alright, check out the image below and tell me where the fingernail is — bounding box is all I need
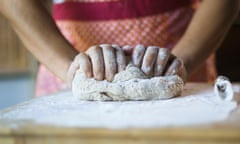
[141,65,152,75]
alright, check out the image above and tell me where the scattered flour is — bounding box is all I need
[72,64,184,101]
[0,84,238,129]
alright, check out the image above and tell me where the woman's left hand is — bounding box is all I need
[124,44,187,82]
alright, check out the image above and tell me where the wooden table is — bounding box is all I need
[0,83,240,144]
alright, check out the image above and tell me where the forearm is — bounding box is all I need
[0,0,77,81]
[172,0,239,77]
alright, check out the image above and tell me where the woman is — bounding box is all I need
[0,0,239,96]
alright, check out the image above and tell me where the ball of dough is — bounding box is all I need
[72,64,184,101]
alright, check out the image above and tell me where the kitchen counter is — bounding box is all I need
[0,83,240,144]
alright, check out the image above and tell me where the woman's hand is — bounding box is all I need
[126,44,187,82]
[67,44,127,87]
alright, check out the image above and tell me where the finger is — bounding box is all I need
[132,44,146,67]
[154,48,171,76]
[112,44,127,72]
[141,46,159,76]
[165,58,182,76]
[67,53,92,87]
[100,44,117,81]
[86,45,104,80]
[67,60,79,87]
[165,58,187,82]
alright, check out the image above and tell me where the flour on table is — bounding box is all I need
[0,84,238,128]
[72,64,184,101]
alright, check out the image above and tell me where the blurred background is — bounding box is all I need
[0,15,38,109]
[0,11,239,109]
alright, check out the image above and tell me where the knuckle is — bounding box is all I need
[90,45,99,50]
[100,44,112,50]
[75,53,88,61]
[147,46,159,52]
[87,45,100,54]
[112,44,121,50]
[74,54,82,61]
[133,45,145,66]
[134,44,145,54]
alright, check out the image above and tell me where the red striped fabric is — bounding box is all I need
[53,0,191,21]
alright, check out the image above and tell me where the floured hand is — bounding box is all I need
[67,44,127,87]
[123,44,187,82]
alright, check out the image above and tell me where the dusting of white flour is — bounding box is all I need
[72,64,184,101]
[0,84,238,129]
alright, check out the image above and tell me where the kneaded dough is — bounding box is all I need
[72,64,184,101]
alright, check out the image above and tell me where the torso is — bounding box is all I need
[36,0,217,97]
[52,0,197,52]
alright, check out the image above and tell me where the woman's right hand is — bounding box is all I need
[67,44,127,87]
